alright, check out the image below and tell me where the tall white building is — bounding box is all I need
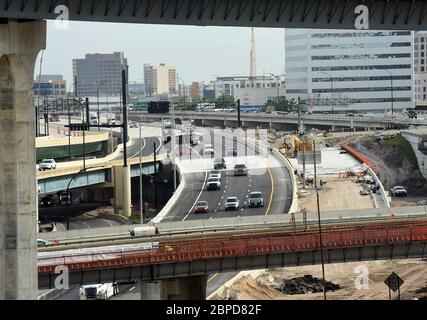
[414,32,427,103]
[285,29,414,112]
[153,63,176,95]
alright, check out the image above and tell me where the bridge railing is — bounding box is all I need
[38,221,427,273]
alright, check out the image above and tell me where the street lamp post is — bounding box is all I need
[317,71,334,113]
[383,69,394,114]
[313,140,327,300]
[139,123,144,223]
[65,168,87,231]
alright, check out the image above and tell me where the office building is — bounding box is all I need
[202,81,216,100]
[285,29,414,112]
[414,32,427,103]
[143,63,154,96]
[72,52,128,97]
[34,74,67,97]
[190,82,201,101]
[152,63,176,95]
[214,76,285,99]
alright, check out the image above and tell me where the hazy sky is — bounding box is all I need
[38,21,285,86]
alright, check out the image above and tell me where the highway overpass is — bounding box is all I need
[131,111,427,132]
[0,0,426,30]
[37,206,427,299]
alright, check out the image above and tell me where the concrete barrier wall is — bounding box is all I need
[151,165,185,223]
[272,148,299,213]
[367,167,391,208]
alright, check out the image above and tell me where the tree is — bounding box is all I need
[215,94,235,107]
[266,97,298,112]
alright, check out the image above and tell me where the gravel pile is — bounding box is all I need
[278,275,342,295]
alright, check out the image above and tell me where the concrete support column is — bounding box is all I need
[122,165,131,217]
[166,275,208,300]
[140,281,167,300]
[113,165,132,217]
[0,21,46,300]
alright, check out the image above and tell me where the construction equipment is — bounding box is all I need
[279,134,313,157]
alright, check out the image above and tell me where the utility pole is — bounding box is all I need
[313,140,326,300]
[237,99,241,128]
[83,98,88,170]
[122,68,131,217]
[139,123,143,224]
[67,98,71,161]
[153,142,158,212]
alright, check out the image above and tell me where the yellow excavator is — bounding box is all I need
[279,134,313,157]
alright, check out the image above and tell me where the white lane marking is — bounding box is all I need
[130,137,146,158]
[183,144,208,221]
[129,287,136,291]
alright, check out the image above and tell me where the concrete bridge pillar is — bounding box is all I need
[166,275,208,300]
[140,281,167,300]
[113,165,132,217]
[0,21,46,300]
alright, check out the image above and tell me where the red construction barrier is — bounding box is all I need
[340,144,379,175]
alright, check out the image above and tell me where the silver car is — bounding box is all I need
[248,192,264,208]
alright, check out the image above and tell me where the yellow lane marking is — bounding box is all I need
[207,273,219,283]
[265,167,274,216]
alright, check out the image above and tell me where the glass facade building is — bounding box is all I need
[285,29,414,112]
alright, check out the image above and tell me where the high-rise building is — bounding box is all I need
[152,63,176,95]
[34,74,67,97]
[72,52,128,97]
[414,32,427,102]
[143,63,154,96]
[202,81,216,100]
[285,29,414,112]
[190,82,201,100]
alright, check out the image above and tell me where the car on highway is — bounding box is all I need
[248,192,264,208]
[209,173,221,181]
[59,191,72,205]
[40,194,56,207]
[129,122,138,128]
[390,186,407,197]
[225,197,239,211]
[39,158,56,171]
[233,164,248,176]
[209,170,222,181]
[194,201,209,214]
[37,239,52,248]
[206,177,221,190]
[213,158,226,170]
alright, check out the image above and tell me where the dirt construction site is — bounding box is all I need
[209,130,427,300]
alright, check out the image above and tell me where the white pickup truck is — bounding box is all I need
[206,177,221,191]
[79,283,118,300]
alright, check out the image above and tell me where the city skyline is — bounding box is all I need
[38,21,286,89]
